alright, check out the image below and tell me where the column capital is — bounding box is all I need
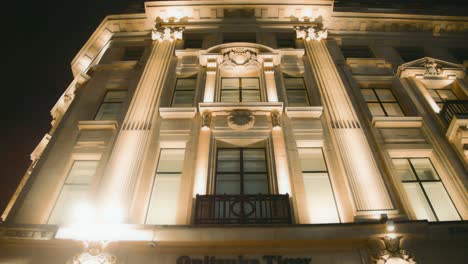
[294,25,328,41]
[151,22,184,42]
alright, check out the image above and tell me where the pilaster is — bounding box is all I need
[297,26,395,216]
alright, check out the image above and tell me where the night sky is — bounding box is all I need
[0,0,134,215]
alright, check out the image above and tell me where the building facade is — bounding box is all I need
[1,1,467,263]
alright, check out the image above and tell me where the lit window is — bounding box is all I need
[95,90,128,120]
[361,88,404,117]
[48,160,99,224]
[215,148,269,195]
[427,88,458,109]
[392,158,461,221]
[284,76,310,106]
[298,148,340,223]
[146,149,185,224]
[220,77,261,102]
[172,77,197,107]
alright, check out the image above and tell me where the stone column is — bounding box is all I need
[99,26,183,221]
[193,113,212,196]
[203,57,218,102]
[296,26,394,214]
[264,58,279,102]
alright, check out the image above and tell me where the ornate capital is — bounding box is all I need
[221,48,259,67]
[294,25,328,41]
[372,236,417,264]
[424,59,442,76]
[202,113,212,129]
[271,112,281,129]
[152,22,184,42]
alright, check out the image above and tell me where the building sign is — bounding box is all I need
[177,256,311,264]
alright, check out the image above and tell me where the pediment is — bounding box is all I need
[397,57,466,79]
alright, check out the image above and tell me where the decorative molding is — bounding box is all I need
[285,106,323,118]
[227,110,256,130]
[151,22,184,42]
[423,59,442,76]
[0,226,55,240]
[202,113,212,129]
[372,117,423,128]
[271,112,281,128]
[397,57,465,79]
[221,48,259,67]
[295,25,328,41]
[372,236,417,264]
[73,241,116,264]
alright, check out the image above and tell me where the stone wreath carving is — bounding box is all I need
[222,48,258,66]
[424,59,442,76]
[372,236,417,264]
[227,110,255,130]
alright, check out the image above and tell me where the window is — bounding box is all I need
[222,33,257,44]
[220,77,261,102]
[395,47,425,62]
[340,46,373,59]
[172,77,197,107]
[122,46,144,61]
[361,87,404,117]
[284,76,310,106]
[215,148,269,195]
[146,149,185,224]
[95,90,128,120]
[48,160,99,224]
[392,158,460,221]
[427,88,458,109]
[298,148,340,223]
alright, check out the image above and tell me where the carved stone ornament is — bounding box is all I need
[73,241,116,264]
[227,110,256,130]
[372,236,417,264]
[295,25,328,41]
[423,59,442,76]
[151,22,184,42]
[222,48,259,67]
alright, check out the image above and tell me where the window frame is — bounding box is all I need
[219,77,262,103]
[214,147,270,195]
[283,76,311,106]
[171,76,197,107]
[94,90,128,120]
[392,157,461,221]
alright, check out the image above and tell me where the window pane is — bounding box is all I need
[402,182,437,221]
[172,90,195,107]
[241,78,259,90]
[284,78,305,90]
[146,174,181,224]
[244,174,268,194]
[104,91,127,102]
[95,103,123,120]
[392,159,417,181]
[216,174,241,194]
[221,90,239,102]
[375,89,396,102]
[361,89,377,101]
[298,148,327,172]
[222,78,240,90]
[217,150,240,172]
[157,149,185,173]
[49,185,89,224]
[242,90,261,102]
[382,103,404,116]
[175,79,197,90]
[66,161,99,184]
[409,158,439,180]
[437,90,458,101]
[423,182,460,221]
[243,149,266,172]
[303,173,340,223]
[367,103,385,116]
[287,90,310,106]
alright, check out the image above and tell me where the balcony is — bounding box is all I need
[194,194,292,225]
[440,100,468,125]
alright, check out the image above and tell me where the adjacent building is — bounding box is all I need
[1,1,467,263]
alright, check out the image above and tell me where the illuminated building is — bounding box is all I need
[1,1,467,263]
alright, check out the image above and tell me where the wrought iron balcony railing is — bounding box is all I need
[440,100,468,125]
[194,194,292,225]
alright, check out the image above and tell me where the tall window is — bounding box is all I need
[48,160,99,224]
[298,148,340,223]
[284,76,310,106]
[340,46,373,59]
[392,158,460,221]
[216,148,269,195]
[172,77,197,107]
[427,88,458,108]
[95,90,128,120]
[146,149,185,224]
[361,87,404,117]
[220,77,261,102]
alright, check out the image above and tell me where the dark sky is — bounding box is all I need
[0,1,135,216]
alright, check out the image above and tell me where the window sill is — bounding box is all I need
[285,106,323,118]
[77,120,119,130]
[198,102,283,115]
[372,116,423,128]
[159,107,198,119]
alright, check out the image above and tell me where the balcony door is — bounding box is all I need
[215,148,269,195]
